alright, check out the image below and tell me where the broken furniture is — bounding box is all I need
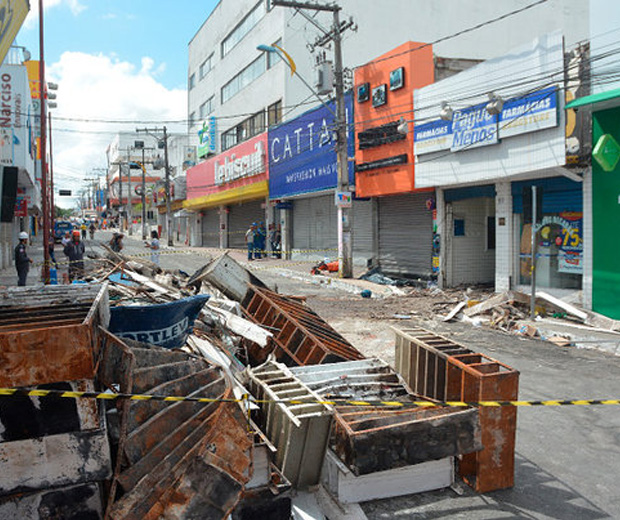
[100,335,252,520]
[242,285,365,366]
[394,327,520,493]
[0,284,111,519]
[290,358,481,476]
[245,360,334,488]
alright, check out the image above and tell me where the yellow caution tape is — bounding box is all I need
[1,388,618,408]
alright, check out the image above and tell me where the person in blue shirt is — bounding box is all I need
[254,221,266,259]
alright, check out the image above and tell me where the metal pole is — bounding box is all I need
[118,163,123,230]
[39,0,50,283]
[163,126,173,246]
[49,112,55,223]
[127,149,133,235]
[530,185,537,319]
[141,148,147,240]
[333,8,352,278]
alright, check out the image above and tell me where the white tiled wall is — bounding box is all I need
[495,181,513,292]
[582,167,592,309]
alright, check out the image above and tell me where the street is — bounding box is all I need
[3,231,618,519]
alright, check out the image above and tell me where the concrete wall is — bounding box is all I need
[495,181,514,292]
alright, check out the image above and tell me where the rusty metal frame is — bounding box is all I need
[242,285,364,366]
[394,327,474,400]
[447,353,520,493]
[99,329,136,520]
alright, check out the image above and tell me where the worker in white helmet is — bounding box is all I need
[15,231,32,286]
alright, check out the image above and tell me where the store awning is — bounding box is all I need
[565,87,620,111]
[183,180,268,211]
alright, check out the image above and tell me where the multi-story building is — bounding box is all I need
[0,50,39,270]
[105,132,189,238]
[186,0,590,261]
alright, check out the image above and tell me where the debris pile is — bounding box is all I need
[442,289,620,351]
[0,252,518,519]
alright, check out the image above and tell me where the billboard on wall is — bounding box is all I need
[186,132,268,201]
[413,32,565,189]
[414,87,559,155]
[268,93,354,199]
[197,116,217,158]
[0,0,30,66]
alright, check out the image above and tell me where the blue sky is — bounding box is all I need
[13,0,220,207]
[16,0,219,90]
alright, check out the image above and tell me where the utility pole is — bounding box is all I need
[136,127,173,246]
[272,0,353,277]
[126,148,133,235]
[38,0,50,283]
[118,162,124,230]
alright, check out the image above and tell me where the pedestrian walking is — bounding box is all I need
[80,222,87,240]
[109,232,124,253]
[14,231,32,286]
[145,230,160,265]
[64,230,85,282]
[48,235,59,269]
[245,223,256,261]
[61,231,71,248]
[269,224,281,258]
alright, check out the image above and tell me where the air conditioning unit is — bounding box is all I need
[315,61,333,96]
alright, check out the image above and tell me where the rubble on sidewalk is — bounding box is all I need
[441,289,620,351]
[0,252,527,519]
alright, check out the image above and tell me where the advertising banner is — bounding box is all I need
[450,103,498,152]
[197,116,217,158]
[0,0,30,66]
[186,132,268,200]
[268,93,354,199]
[499,86,558,139]
[414,87,559,155]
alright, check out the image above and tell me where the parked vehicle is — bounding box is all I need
[53,220,73,243]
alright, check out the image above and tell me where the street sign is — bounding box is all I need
[58,189,72,196]
[335,191,352,208]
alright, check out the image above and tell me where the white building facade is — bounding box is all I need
[187,0,590,262]
[414,32,590,304]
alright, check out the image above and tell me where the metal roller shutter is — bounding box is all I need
[293,195,337,254]
[378,193,433,277]
[352,199,374,260]
[228,200,264,249]
[201,209,220,248]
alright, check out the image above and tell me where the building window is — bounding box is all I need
[199,54,213,80]
[267,38,282,69]
[249,110,265,137]
[222,128,238,151]
[453,218,465,237]
[189,73,196,90]
[221,54,266,104]
[199,96,214,119]
[221,1,266,57]
[268,100,282,127]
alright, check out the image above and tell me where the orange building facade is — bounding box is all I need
[354,41,434,197]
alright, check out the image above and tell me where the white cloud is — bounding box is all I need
[24,0,86,30]
[46,51,186,207]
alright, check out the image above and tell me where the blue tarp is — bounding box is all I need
[108,294,210,349]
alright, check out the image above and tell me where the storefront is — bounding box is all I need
[566,88,620,318]
[184,132,269,250]
[354,41,435,277]
[414,32,586,297]
[268,94,373,263]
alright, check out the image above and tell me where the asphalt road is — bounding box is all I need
[3,230,620,519]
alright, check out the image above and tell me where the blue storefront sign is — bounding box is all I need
[268,93,355,199]
[414,87,559,155]
[450,103,498,152]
